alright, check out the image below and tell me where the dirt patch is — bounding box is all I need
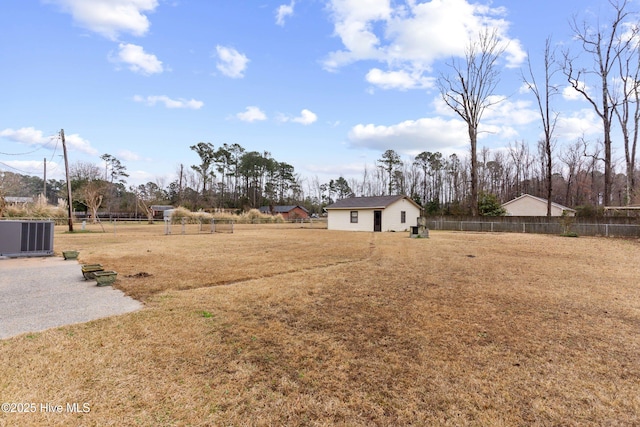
[125,272,153,278]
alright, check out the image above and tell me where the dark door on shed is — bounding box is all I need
[373,210,382,232]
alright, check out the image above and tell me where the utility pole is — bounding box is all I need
[179,163,184,205]
[61,129,74,232]
[43,157,47,199]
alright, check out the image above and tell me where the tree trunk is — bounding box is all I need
[469,128,478,216]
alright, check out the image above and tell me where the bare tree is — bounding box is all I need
[438,28,506,215]
[70,161,102,182]
[69,161,104,222]
[563,0,635,206]
[508,140,534,198]
[523,37,560,216]
[77,180,107,223]
[131,182,168,223]
[579,138,606,206]
[560,140,584,206]
[612,22,640,204]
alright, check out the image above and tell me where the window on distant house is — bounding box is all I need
[401,211,406,223]
[350,211,358,223]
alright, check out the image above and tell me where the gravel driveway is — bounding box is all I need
[0,256,142,339]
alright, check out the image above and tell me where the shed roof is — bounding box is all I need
[4,197,34,203]
[150,205,174,211]
[326,195,421,210]
[502,194,575,212]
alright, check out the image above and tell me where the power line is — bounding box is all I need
[0,132,60,157]
[0,134,63,178]
[0,160,42,175]
[0,146,44,156]
[48,134,60,162]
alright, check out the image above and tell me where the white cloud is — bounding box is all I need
[276,1,295,26]
[482,96,538,127]
[324,0,526,89]
[0,127,97,155]
[236,106,267,122]
[216,46,249,78]
[503,38,527,69]
[562,82,589,101]
[556,109,601,140]
[133,95,203,109]
[433,94,538,142]
[0,127,48,145]
[278,109,318,125]
[365,68,434,90]
[117,149,141,161]
[323,0,391,70]
[61,132,99,155]
[113,43,163,75]
[348,116,468,155]
[45,0,158,40]
[128,169,158,185]
[280,109,318,125]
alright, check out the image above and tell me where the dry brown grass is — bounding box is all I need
[1,224,639,426]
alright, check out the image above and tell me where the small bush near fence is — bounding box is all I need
[0,195,67,221]
[428,216,640,238]
[167,207,285,224]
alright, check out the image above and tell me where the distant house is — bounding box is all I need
[151,205,175,220]
[502,194,576,217]
[4,197,34,204]
[259,205,309,220]
[325,195,422,232]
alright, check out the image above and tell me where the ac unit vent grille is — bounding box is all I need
[0,220,54,257]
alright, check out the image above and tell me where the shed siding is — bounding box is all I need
[504,197,572,217]
[328,209,375,232]
[327,198,421,232]
[381,199,420,231]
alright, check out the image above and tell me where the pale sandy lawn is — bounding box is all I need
[1,223,639,426]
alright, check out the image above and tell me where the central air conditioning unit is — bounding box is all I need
[0,220,55,257]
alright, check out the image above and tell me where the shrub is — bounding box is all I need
[575,204,604,218]
[170,207,285,224]
[192,210,213,222]
[168,206,193,221]
[238,209,285,224]
[1,195,67,219]
[244,208,265,223]
[478,192,506,216]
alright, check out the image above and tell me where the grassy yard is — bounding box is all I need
[1,224,639,426]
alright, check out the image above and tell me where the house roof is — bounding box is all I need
[502,194,576,212]
[150,205,174,211]
[4,197,34,203]
[258,205,309,214]
[326,195,421,210]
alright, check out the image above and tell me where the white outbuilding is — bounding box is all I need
[325,195,422,232]
[502,194,576,217]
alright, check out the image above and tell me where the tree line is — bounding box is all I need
[0,134,636,219]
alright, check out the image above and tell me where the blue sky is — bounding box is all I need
[0,0,622,188]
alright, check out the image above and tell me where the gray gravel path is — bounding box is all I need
[0,256,142,339]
